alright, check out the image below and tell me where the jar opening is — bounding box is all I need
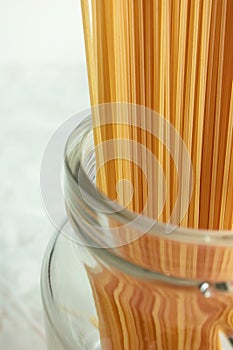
[63,105,233,282]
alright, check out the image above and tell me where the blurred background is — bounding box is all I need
[0,1,89,348]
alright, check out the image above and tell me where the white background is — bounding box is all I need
[0,0,87,65]
[0,1,89,349]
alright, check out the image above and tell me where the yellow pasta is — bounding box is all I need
[80,1,233,348]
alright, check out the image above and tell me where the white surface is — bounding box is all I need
[0,0,89,348]
[0,63,89,350]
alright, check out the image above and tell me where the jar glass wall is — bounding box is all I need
[41,109,233,350]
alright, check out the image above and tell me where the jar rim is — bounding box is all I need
[64,104,233,281]
[64,108,233,246]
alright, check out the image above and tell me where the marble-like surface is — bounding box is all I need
[0,64,89,350]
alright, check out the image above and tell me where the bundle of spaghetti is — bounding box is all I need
[81,0,233,230]
[80,0,233,348]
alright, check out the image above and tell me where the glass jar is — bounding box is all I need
[41,113,233,350]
